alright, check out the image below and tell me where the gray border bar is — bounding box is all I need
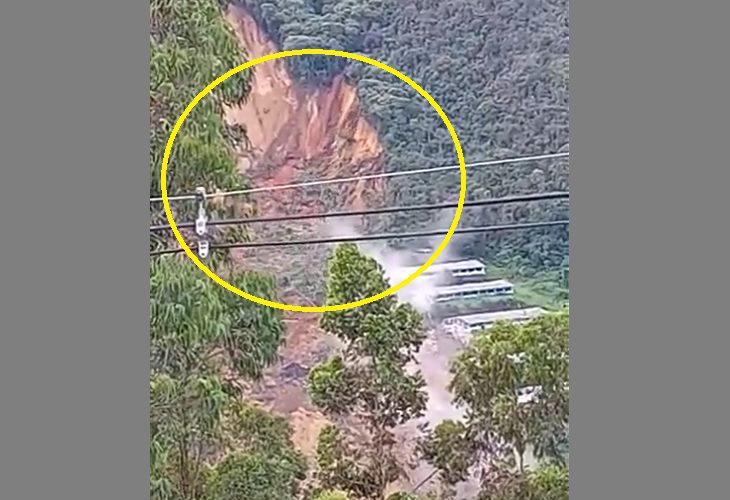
[572,0,729,498]
[0,1,149,499]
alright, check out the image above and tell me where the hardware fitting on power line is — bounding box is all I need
[194,187,209,258]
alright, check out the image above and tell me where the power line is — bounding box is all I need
[149,192,569,232]
[149,220,569,256]
[411,470,439,495]
[150,151,569,203]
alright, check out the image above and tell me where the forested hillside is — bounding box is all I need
[150,0,256,258]
[149,2,305,499]
[236,0,569,273]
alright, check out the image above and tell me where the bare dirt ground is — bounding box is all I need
[223,6,478,494]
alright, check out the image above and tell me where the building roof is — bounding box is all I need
[435,279,514,295]
[437,259,486,271]
[447,307,546,326]
[402,259,485,275]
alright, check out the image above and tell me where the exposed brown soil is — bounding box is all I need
[221,5,383,422]
[224,5,386,216]
[222,5,447,494]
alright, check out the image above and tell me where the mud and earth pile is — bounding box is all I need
[223,4,389,460]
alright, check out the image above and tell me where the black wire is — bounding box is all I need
[149,192,569,232]
[149,220,569,257]
[150,151,569,203]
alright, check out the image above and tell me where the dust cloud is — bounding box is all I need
[320,214,464,313]
[320,216,468,425]
[320,217,483,495]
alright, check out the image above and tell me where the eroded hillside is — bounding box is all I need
[225,5,385,215]
[221,5,390,463]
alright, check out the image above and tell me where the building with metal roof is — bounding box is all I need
[442,307,546,342]
[402,259,486,278]
[433,279,514,302]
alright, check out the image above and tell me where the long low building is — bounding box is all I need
[442,307,546,341]
[402,259,486,278]
[434,279,514,302]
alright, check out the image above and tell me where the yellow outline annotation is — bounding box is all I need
[160,49,467,313]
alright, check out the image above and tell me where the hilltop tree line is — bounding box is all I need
[149,1,569,498]
[236,0,569,273]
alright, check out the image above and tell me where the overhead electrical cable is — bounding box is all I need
[149,220,569,256]
[150,151,569,203]
[149,191,569,233]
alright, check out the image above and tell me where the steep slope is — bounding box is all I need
[225,5,385,216]
[223,7,386,465]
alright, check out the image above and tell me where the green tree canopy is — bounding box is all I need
[150,0,254,256]
[150,257,296,500]
[308,244,427,499]
[149,3,310,500]
[422,313,569,498]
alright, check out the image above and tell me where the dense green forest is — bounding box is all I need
[236,0,569,274]
[150,0,255,258]
[149,2,305,499]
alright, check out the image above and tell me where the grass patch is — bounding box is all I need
[487,264,569,311]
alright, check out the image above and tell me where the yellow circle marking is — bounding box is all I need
[161,49,466,313]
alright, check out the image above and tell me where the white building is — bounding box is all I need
[434,279,514,303]
[442,307,546,342]
[401,259,486,278]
